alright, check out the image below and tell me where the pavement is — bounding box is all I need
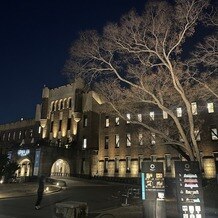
[0,181,61,199]
[0,177,218,218]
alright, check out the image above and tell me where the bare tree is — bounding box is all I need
[65,0,218,165]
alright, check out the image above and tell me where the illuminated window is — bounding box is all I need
[138,114,142,122]
[83,138,87,149]
[194,129,201,141]
[151,133,156,145]
[105,136,109,149]
[176,107,182,117]
[54,101,58,111]
[115,134,120,148]
[115,117,119,126]
[105,116,109,127]
[104,157,108,173]
[126,156,131,173]
[126,133,131,147]
[13,132,16,140]
[191,102,197,115]
[139,133,143,145]
[51,101,55,111]
[163,111,168,119]
[68,98,72,108]
[8,132,11,141]
[207,102,214,113]
[211,128,218,140]
[38,126,42,134]
[149,111,155,120]
[59,100,63,110]
[83,115,88,127]
[126,113,131,123]
[115,157,119,172]
[63,98,67,108]
[19,131,22,139]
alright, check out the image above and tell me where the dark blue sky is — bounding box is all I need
[0,0,146,124]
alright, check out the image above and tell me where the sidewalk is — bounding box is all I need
[0,182,61,199]
[0,178,217,218]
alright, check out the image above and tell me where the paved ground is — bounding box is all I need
[0,177,218,218]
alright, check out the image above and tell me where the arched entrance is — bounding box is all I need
[17,158,31,177]
[51,159,70,177]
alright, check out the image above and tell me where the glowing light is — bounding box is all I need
[45,187,49,192]
[73,122,78,135]
[17,149,30,157]
[0,179,3,184]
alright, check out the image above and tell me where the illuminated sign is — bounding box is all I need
[141,162,165,198]
[17,149,30,157]
[141,161,166,218]
[33,149,41,176]
[175,161,205,218]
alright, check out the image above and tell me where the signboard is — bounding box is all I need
[175,161,205,218]
[141,162,165,200]
[17,149,30,157]
[141,161,166,218]
[33,149,41,176]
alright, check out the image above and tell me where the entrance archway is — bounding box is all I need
[51,159,70,177]
[17,158,31,177]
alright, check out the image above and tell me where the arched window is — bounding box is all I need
[24,130,28,138]
[59,100,63,110]
[54,101,58,111]
[13,132,16,140]
[51,101,55,111]
[19,131,22,139]
[8,132,11,141]
[68,98,72,108]
[63,98,67,108]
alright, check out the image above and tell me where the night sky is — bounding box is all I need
[0,0,147,124]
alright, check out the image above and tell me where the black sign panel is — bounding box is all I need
[175,161,205,218]
[142,162,164,190]
[141,162,165,200]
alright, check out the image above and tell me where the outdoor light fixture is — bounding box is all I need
[0,179,3,184]
[45,187,49,192]
[57,182,59,186]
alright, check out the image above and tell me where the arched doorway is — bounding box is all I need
[51,159,70,177]
[17,158,31,177]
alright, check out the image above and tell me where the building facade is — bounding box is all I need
[97,103,218,179]
[0,79,100,179]
[0,80,217,180]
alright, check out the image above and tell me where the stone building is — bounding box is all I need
[0,79,100,179]
[97,101,218,179]
[0,80,217,180]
